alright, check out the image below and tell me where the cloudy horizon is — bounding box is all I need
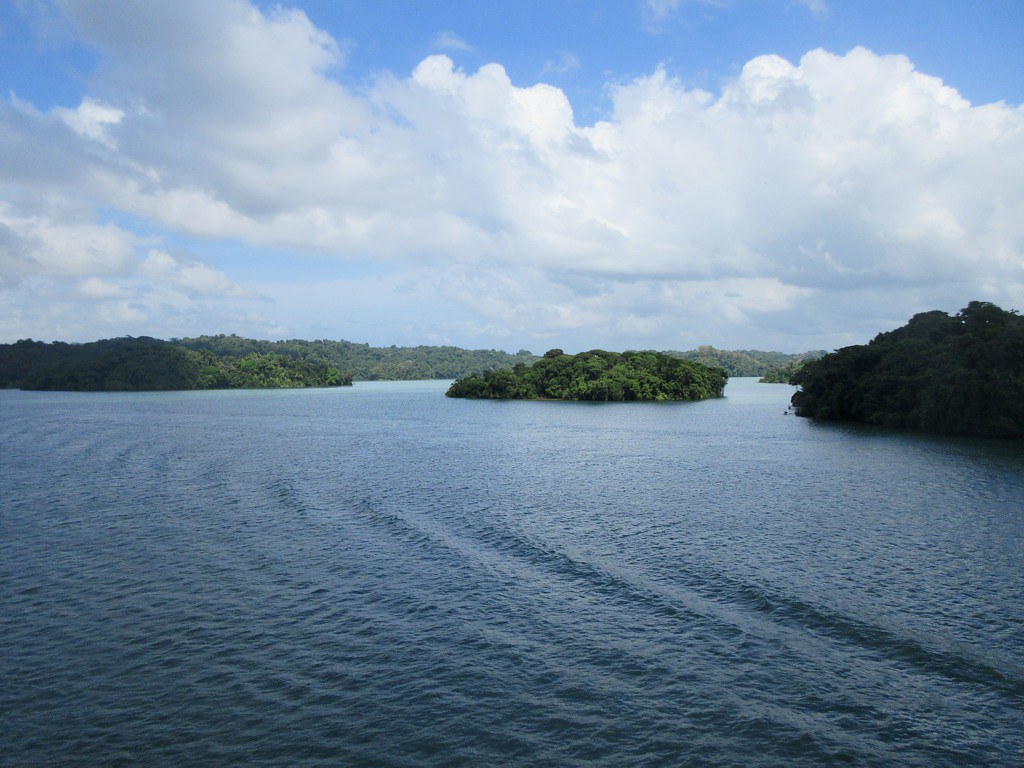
[2,0,1022,353]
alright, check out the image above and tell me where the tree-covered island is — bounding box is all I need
[791,302,1024,438]
[446,349,727,401]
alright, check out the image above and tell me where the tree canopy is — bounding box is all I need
[0,334,827,397]
[175,335,536,381]
[791,302,1024,438]
[2,335,818,390]
[758,359,814,384]
[667,346,824,377]
[446,349,727,401]
[0,335,539,390]
[0,337,351,392]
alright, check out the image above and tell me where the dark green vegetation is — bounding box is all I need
[0,337,351,391]
[792,302,1024,438]
[668,346,825,377]
[759,360,814,384]
[0,335,538,391]
[446,349,727,401]
[0,333,824,395]
[175,335,536,381]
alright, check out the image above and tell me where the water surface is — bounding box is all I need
[2,379,1022,766]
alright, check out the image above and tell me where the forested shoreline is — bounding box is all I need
[0,337,352,392]
[0,335,820,392]
[791,302,1024,438]
[176,335,537,381]
[669,346,824,377]
[446,349,727,401]
[0,336,536,391]
[4,307,1020,430]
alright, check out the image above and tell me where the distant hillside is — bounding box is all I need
[1,335,825,391]
[0,335,537,390]
[175,335,537,381]
[667,346,825,377]
[0,337,351,392]
[757,361,809,384]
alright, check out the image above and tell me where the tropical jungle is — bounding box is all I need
[445,349,727,402]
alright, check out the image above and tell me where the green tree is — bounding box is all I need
[446,349,727,402]
[791,302,1024,438]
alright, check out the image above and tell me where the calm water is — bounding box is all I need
[2,379,1022,767]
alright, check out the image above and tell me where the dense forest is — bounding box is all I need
[1,334,822,391]
[0,337,351,391]
[668,346,824,377]
[446,349,727,401]
[175,335,536,381]
[758,359,814,384]
[0,335,536,390]
[791,302,1024,438]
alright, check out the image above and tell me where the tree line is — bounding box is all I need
[667,346,824,377]
[175,335,536,381]
[1,333,823,394]
[0,335,541,390]
[0,337,351,391]
[446,349,728,401]
[758,360,814,383]
[791,302,1024,438]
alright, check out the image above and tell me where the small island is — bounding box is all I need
[791,301,1024,438]
[446,349,727,401]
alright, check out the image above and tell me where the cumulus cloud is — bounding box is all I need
[0,202,262,341]
[0,205,137,283]
[77,277,131,299]
[140,249,251,297]
[1,0,1022,349]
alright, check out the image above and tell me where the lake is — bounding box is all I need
[2,378,1022,766]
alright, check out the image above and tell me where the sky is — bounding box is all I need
[1,0,1023,353]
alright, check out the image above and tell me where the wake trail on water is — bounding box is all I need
[268,476,1021,768]
[6,385,1021,768]
[331,483,1023,693]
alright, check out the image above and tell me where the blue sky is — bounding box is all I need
[2,0,1022,352]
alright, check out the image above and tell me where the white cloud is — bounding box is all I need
[77,277,130,299]
[0,202,260,341]
[53,98,124,147]
[1,0,1022,350]
[0,205,137,281]
[141,249,251,297]
[432,31,472,52]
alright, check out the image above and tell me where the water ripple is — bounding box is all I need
[2,382,1022,767]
